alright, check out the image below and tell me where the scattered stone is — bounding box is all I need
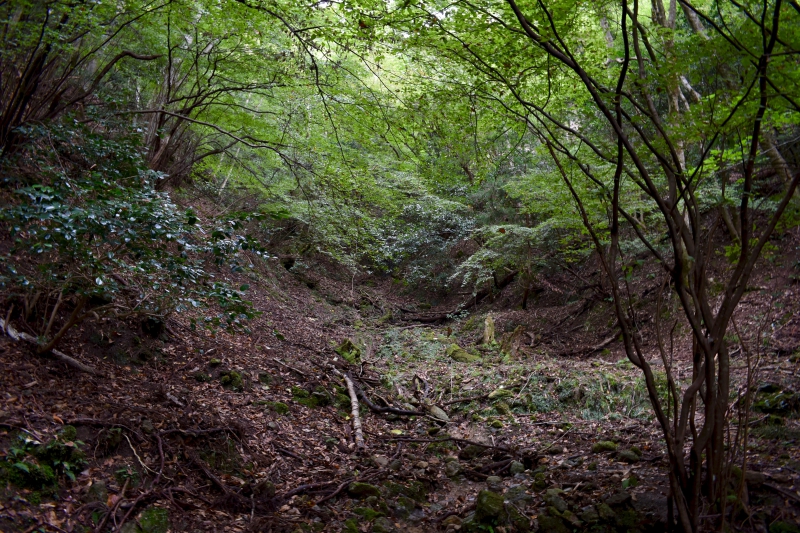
[592,441,618,453]
[388,459,402,471]
[85,480,108,503]
[587,461,598,471]
[372,517,397,533]
[444,461,462,478]
[141,419,155,434]
[348,482,381,498]
[604,491,632,507]
[617,449,640,463]
[209,358,221,366]
[509,460,525,475]
[745,470,766,487]
[561,509,582,527]
[415,461,428,469]
[335,339,361,363]
[488,388,513,400]
[532,472,547,490]
[354,507,384,520]
[447,344,481,363]
[459,444,487,460]
[597,503,616,521]
[495,401,512,415]
[475,490,505,521]
[490,419,504,429]
[579,506,600,523]
[547,445,564,455]
[265,401,289,415]
[373,455,389,468]
[543,489,568,513]
[505,485,533,505]
[486,476,503,492]
[538,515,570,533]
[427,404,450,422]
[441,515,462,527]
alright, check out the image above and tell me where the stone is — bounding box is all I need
[459,444,487,460]
[141,419,155,434]
[85,480,108,503]
[604,491,632,507]
[537,516,570,533]
[490,419,504,429]
[509,460,525,475]
[373,455,389,468]
[442,515,462,527]
[475,490,505,521]
[579,506,600,523]
[597,503,616,521]
[486,475,503,492]
[505,485,533,505]
[137,506,169,533]
[427,405,450,422]
[617,450,640,463]
[388,459,402,471]
[372,517,397,533]
[444,461,462,478]
[335,339,361,363]
[532,472,547,490]
[592,441,618,452]
[745,470,766,487]
[447,344,481,363]
[348,482,381,498]
[546,445,564,455]
[488,388,513,400]
[483,315,496,344]
[561,509,582,527]
[543,489,568,513]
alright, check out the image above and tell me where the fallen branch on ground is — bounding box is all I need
[2,318,102,376]
[342,373,365,450]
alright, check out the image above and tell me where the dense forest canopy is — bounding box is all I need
[1,0,799,531]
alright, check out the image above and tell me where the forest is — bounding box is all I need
[0,0,799,531]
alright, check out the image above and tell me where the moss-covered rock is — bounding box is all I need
[617,449,640,463]
[348,482,381,498]
[264,401,290,415]
[538,515,570,533]
[137,506,169,533]
[354,507,384,520]
[336,339,361,363]
[219,370,244,391]
[592,440,618,453]
[475,490,504,521]
[447,344,481,363]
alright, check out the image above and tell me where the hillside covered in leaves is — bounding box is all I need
[1,0,800,532]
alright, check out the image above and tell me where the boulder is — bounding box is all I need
[447,344,481,363]
[474,490,505,521]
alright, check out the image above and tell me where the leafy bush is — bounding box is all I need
[0,123,261,353]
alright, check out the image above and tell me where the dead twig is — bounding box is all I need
[2,318,102,375]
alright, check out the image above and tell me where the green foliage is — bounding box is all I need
[1,427,86,491]
[0,124,261,351]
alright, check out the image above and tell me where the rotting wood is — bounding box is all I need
[2,318,102,376]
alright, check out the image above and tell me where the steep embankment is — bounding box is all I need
[1,231,800,533]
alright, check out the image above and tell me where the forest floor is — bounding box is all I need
[2,229,800,533]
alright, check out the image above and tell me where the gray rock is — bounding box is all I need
[537,515,570,533]
[543,488,568,513]
[444,460,462,478]
[372,517,397,533]
[141,419,155,434]
[85,480,107,503]
[348,482,381,498]
[428,405,450,422]
[373,455,389,468]
[486,475,503,492]
[475,490,505,521]
[505,485,533,505]
[604,491,632,507]
[509,460,525,475]
[388,459,402,471]
[459,444,487,460]
[597,502,616,521]
[579,506,600,523]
